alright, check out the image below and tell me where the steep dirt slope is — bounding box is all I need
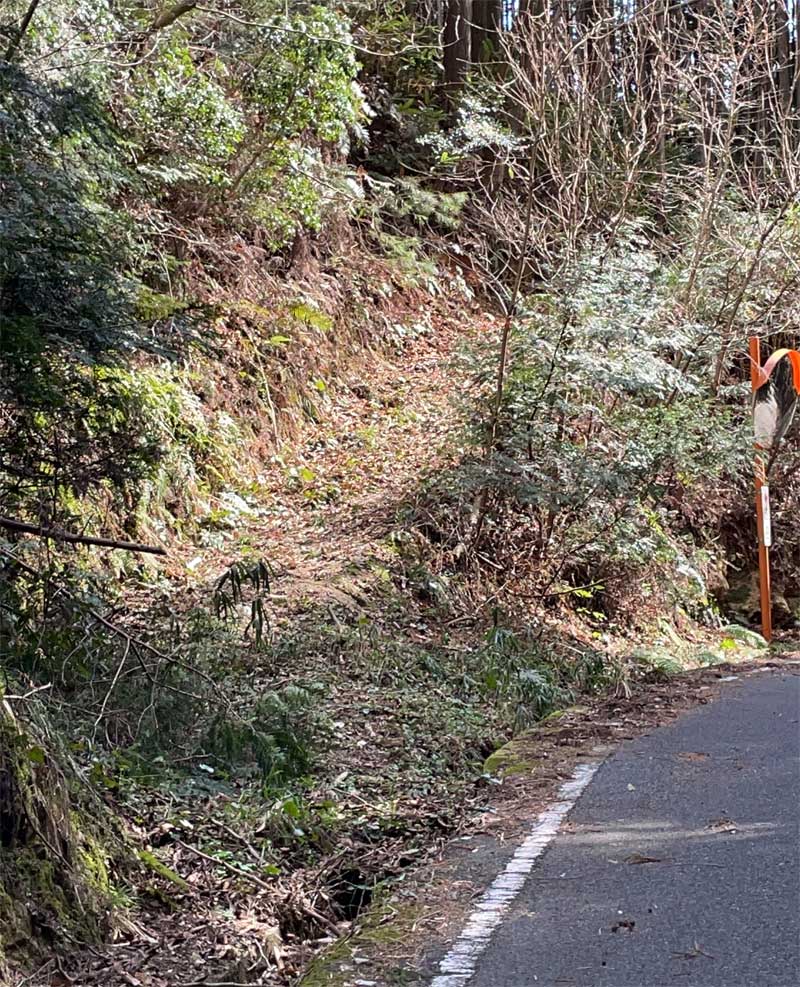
[53,289,503,987]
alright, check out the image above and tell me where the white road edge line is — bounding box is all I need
[430,760,600,987]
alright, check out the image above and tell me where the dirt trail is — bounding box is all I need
[248,312,490,613]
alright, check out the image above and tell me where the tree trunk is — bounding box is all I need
[575,0,599,83]
[774,0,791,115]
[444,0,472,103]
[0,700,119,965]
[472,0,503,64]
[794,0,800,114]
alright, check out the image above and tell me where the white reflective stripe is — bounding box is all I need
[429,761,599,986]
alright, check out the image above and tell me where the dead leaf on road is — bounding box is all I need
[673,940,715,960]
[677,751,709,762]
[625,853,663,865]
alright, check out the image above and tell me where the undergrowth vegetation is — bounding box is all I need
[414,216,800,635]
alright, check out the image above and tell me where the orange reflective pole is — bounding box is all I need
[749,337,772,642]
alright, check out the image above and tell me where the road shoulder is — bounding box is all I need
[300,658,800,987]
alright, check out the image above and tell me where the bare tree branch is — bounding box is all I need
[0,516,167,555]
[150,2,198,33]
[4,0,41,61]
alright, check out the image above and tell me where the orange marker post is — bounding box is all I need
[749,337,772,642]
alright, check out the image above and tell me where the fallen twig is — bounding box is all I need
[178,982,260,987]
[174,839,340,936]
[174,838,273,892]
[3,683,52,701]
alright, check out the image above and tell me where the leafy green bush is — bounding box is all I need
[469,626,619,730]
[130,36,246,188]
[416,226,754,625]
[1,0,365,533]
[366,176,467,233]
[206,683,330,786]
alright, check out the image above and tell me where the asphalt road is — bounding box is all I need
[469,671,800,987]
